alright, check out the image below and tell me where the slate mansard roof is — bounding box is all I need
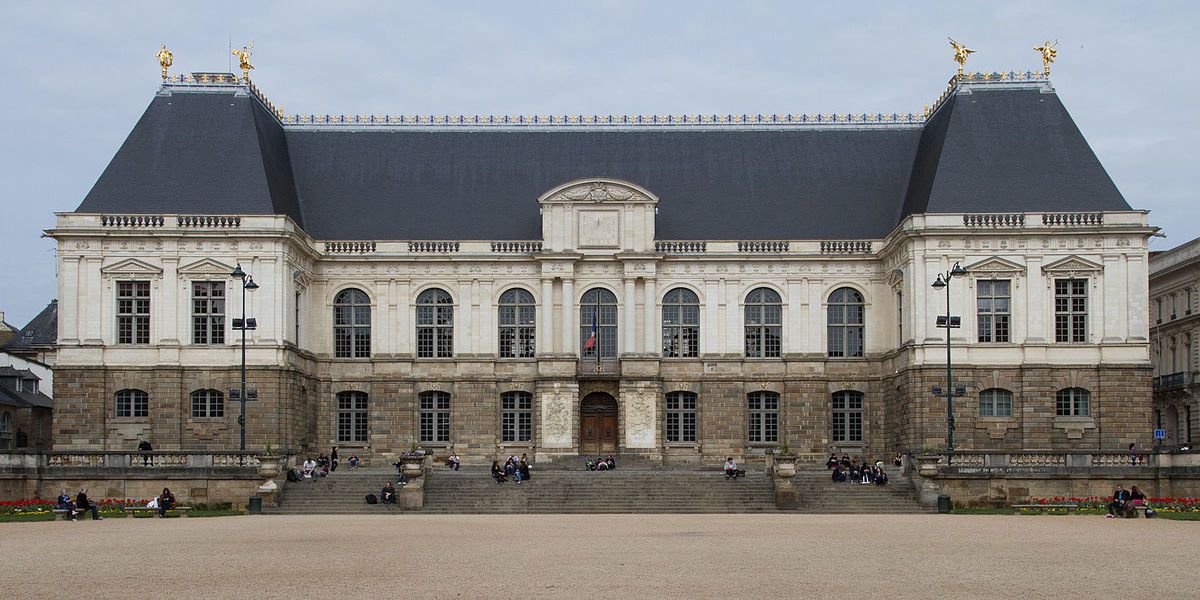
[75,75,1132,241]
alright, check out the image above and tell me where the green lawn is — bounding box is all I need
[0,510,243,523]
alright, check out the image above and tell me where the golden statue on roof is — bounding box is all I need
[947,37,975,77]
[1034,40,1059,76]
[156,44,173,81]
[232,42,254,82]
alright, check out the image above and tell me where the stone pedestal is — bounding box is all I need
[400,481,424,509]
[774,481,800,510]
[914,454,943,508]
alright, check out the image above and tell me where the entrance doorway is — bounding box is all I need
[580,392,618,454]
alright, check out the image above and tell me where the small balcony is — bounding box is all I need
[577,357,620,376]
[1153,371,1194,391]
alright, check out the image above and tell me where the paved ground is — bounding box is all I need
[2,514,1196,599]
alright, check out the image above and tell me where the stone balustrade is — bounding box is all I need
[37,451,271,470]
[910,450,1162,472]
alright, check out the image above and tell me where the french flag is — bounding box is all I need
[583,307,597,354]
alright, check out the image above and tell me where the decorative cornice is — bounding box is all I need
[1042,255,1104,275]
[177,258,235,276]
[100,258,163,277]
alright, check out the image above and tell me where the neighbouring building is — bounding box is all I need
[0,364,53,451]
[44,67,1155,464]
[1150,237,1199,448]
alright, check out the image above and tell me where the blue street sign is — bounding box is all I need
[1154,429,1166,439]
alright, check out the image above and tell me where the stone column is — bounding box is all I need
[561,278,575,355]
[85,257,103,343]
[1025,256,1044,342]
[160,257,179,345]
[624,278,637,355]
[396,280,411,355]
[703,280,719,355]
[540,278,554,355]
[643,278,656,354]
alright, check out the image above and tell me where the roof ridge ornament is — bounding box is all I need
[1034,40,1059,77]
[232,41,254,83]
[948,37,975,77]
[156,44,173,81]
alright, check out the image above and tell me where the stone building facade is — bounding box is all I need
[46,70,1155,464]
[1150,237,1200,447]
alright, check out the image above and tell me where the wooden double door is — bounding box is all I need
[580,392,618,454]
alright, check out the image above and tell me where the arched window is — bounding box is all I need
[832,390,864,443]
[500,391,533,443]
[419,391,451,443]
[336,391,368,443]
[498,288,536,358]
[115,389,149,418]
[665,391,698,443]
[417,288,454,358]
[1055,388,1090,417]
[747,391,779,443]
[978,388,1013,417]
[828,287,865,358]
[190,389,224,418]
[333,288,371,358]
[580,288,618,358]
[662,288,700,358]
[744,288,782,358]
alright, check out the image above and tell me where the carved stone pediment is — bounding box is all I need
[100,258,163,277]
[178,258,235,276]
[538,178,659,205]
[966,256,1026,276]
[1041,255,1103,276]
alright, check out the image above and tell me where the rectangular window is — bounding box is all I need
[498,304,536,358]
[897,291,903,342]
[191,390,224,418]
[1055,388,1090,417]
[832,391,864,443]
[191,281,226,345]
[500,392,533,442]
[117,281,151,344]
[336,392,368,443]
[1054,279,1088,343]
[665,391,698,443]
[115,390,148,418]
[977,280,1011,343]
[419,391,451,443]
[747,392,779,443]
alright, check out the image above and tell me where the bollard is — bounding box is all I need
[248,496,263,514]
[937,494,952,514]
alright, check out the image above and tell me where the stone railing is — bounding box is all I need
[409,241,461,253]
[737,241,789,253]
[324,241,377,254]
[100,215,165,228]
[43,451,270,470]
[820,241,872,254]
[283,111,928,127]
[655,241,707,254]
[963,214,1025,228]
[177,215,241,228]
[1042,212,1104,227]
[490,241,542,253]
[913,450,1160,472]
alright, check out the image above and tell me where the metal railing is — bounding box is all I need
[1153,371,1194,391]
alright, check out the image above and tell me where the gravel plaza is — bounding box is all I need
[2,514,1196,599]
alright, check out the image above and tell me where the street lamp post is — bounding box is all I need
[931,262,967,460]
[230,263,259,452]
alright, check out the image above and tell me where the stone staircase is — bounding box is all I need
[787,469,934,514]
[420,468,778,514]
[267,469,408,515]
[266,465,929,515]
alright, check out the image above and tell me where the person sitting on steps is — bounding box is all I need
[605,455,616,470]
[446,452,461,471]
[347,455,361,470]
[859,460,872,484]
[491,460,507,484]
[724,456,739,479]
[826,454,838,470]
[873,466,888,486]
[519,456,531,482]
[832,464,846,482]
[380,482,397,504]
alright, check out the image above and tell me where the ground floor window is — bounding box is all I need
[501,391,532,443]
[665,391,698,443]
[1056,388,1090,417]
[337,391,368,443]
[420,391,451,443]
[978,388,1013,417]
[747,391,779,443]
[190,389,224,418]
[832,390,863,443]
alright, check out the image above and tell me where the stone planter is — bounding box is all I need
[401,453,425,479]
[914,454,942,478]
[773,454,798,479]
[256,454,283,498]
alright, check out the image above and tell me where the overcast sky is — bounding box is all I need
[0,0,1195,326]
